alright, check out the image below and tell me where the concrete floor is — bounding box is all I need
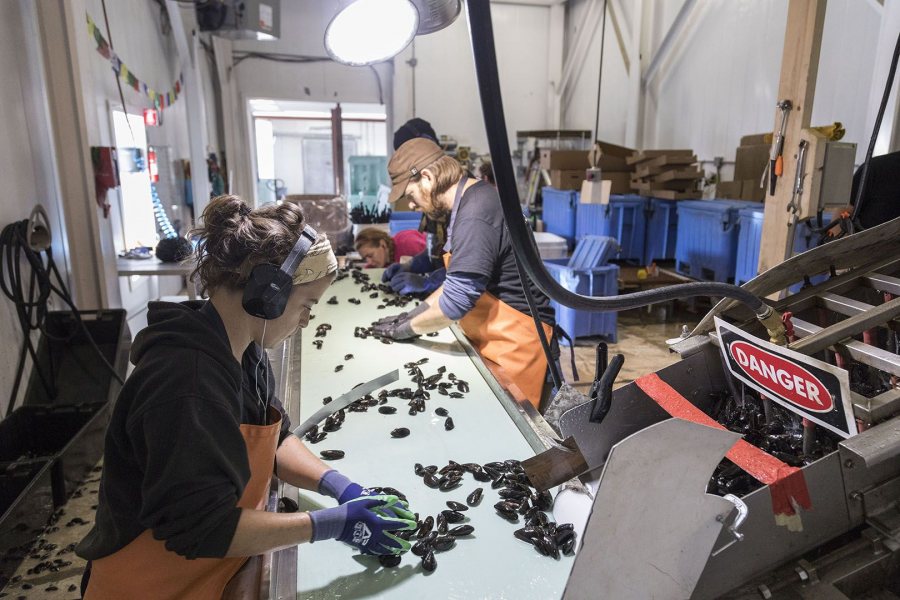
[0,306,696,598]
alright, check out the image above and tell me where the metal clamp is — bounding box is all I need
[711,493,749,556]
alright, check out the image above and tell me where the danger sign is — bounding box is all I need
[715,318,857,438]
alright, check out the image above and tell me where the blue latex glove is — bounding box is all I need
[408,251,435,274]
[318,470,365,504]
[389,269,445,296]
[382,262,409,282]
[309,495,416,556]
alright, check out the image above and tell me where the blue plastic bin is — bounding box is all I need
[675,200,761,283]
[389,211,422,235]
[544,261,619,344]
[541,187,578,248]
[735,207,824,290]
[645,198,678,264]
[575,195,646,262]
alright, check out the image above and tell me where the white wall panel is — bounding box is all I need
[392,3,551,153]
[642,0,881,170]
[562,0,632,144]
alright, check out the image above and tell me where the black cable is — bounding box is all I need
[593,0,609,143]
[812,29,900,240]
[851,29,900,231]
[1,219,124,417]
[464,1,768,318]
[510,231,563,390]
[101,0,135,144]
[231,52,332,67]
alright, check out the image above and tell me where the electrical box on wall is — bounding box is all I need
[196,0,280,41]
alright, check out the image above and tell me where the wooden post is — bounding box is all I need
[757,0,827,276]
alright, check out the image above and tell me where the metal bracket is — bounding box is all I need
[711,494,749,556]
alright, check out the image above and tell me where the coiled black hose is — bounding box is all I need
[464,1,768,318]
[0,217,124,416]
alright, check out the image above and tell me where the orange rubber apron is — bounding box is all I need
[443,253,552,408]
[84,408,281,600]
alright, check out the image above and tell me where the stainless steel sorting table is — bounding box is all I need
[269,270,574,599]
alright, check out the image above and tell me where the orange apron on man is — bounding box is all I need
[84,409,281,600]
[443,253,552,408]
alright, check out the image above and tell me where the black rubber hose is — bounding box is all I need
[464,1,767,317]
[590,353,624,423]
[851,29,900,230]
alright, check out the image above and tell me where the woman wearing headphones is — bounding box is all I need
[77,196,415,599]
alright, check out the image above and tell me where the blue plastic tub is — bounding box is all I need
[675,200,761,283]
[575,195,646,262]
[735,207,824,290]
[389,211,422,235]
[645,198,678,264]
[544,261,619,345]
[541,187,579,248]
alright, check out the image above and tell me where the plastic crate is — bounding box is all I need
[674,200,760,283]
[533,232,569,260]
[575,195,646,262]
[735,208,825,290]
[389,211,423,235]
[348,156,388,196]
[645,198,679,264]
[568,235,619,269]
[541,187,579,248]
[544,261,619,345]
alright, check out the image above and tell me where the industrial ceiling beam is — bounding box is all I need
[556,0,604,110]
[641,0,697,89]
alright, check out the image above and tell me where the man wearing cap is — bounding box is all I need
[382,118,447,296]
[373,138,555,409]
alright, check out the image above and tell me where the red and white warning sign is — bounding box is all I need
[715,317,857,438]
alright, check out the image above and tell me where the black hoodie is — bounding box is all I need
[77,301,291,561]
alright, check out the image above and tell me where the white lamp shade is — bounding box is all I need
[325,0,420,66]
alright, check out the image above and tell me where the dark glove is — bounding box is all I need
[309,495,416,556]
[382,262,409,282]
[408,251,435,274]
[389,270,444,296]
[318,470,365,504]
[372,318,419,341]
[371,302,428,329]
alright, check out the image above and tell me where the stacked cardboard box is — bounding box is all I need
[716,133,768,201]
[627,150,701,199]
[539,141,635,193]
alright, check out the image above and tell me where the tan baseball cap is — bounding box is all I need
[387,138,445,203]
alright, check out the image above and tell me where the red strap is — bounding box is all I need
[635,373,812,516]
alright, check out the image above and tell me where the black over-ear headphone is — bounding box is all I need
[241,224,318,320]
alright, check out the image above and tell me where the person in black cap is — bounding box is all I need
[384,118,447,295]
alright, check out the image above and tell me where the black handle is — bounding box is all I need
[589,353,624,424]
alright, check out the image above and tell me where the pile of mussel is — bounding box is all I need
[399,457,575,571]
[706,391,840,496]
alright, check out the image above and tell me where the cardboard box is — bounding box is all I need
[716,180,743,199]
[540,150,589,171]
[605,172,631,194]
[580,179,611,204]
[734,144,770,181]
[740,133,769,146]
[740,179,765,202]
[591,141,634,171]
[549,169,584,190]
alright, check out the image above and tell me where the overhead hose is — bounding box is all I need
[463,1,770,321]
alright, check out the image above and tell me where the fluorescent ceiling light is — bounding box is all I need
[325,0,419,66]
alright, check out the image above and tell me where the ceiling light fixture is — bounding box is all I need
[325,0,461,66]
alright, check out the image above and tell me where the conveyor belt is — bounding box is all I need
[273,271,573,599]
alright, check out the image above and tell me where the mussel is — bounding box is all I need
[391,427,410,438]
[320,450,345,460]
[378,406,397,415]
[466,488,483,507]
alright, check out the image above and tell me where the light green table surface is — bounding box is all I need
[293,271,573,599]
